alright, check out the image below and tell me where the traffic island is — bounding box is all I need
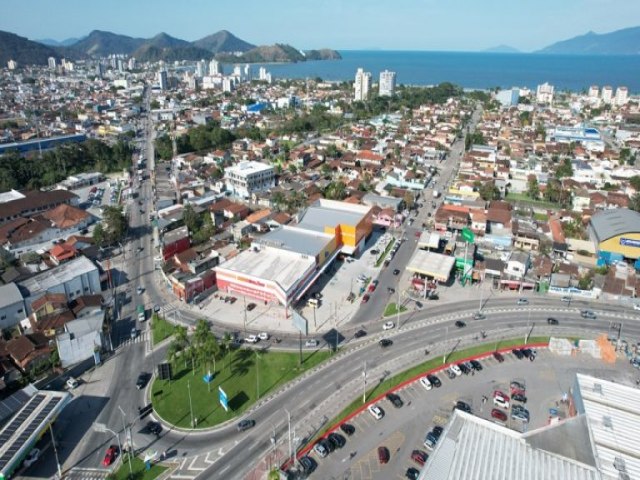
[383,303,407,317]
[150,314,174,345]
[151,349,332,429]
[107,456,167,480]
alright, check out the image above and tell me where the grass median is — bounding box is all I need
[316,336,550,438]
[152,348,332,429]
[383,303,407,317]
[108,456,166,480]
[150,314,173,345]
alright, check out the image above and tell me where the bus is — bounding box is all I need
[137,305,146,322]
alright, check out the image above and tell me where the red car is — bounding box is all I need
[491,408,508,422]
[102,445,117,466]
[368,284,376,293]
[493,390,508,399]
[361,294,370,304]
[378,446,390,464]
[411,449,428,466]
[511,388,525,398]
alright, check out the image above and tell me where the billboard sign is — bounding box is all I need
[461,227,475,243]
[218,386,229,412]
[292,310,308,336]
[620,238,640,248]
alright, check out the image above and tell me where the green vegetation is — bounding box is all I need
[181,204,216,245]
[465,131,486,150]
[506,192,560,209]
[107,456,167,480]
[383,303,407,317]
[93,206,129,247]
[0,139,132,191]
[154,121,235,160]
[533,212,548,222]
[375,239,396,268]
[317,336,550,438]
[156,325,331,428]
[151,314,174,345]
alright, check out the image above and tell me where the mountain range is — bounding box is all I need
[536,26,640,55]
[0,29,340,66]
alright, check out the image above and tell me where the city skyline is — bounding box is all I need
[1,0,639,52]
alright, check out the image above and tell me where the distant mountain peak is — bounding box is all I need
[483,44,520,54]
[537,25,640,55]
[192,30,255,54]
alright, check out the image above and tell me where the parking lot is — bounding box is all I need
[303,349,636,479]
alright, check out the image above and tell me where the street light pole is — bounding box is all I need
[187,380,195,427]
[48,424,62,479]
[443,326,448,365]
[284,408,292,466]
[118,406,133,476]
[362,361,367,404]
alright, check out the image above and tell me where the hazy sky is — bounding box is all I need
[3,0,639,51]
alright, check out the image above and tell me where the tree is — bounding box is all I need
[167,342,180,369]
[182,204,202,234]
[629,193,640,212]
[526,176,540,199]
[555,158,573,179]
[324,181,347,200]
[92,223,106,248]
[478,181,501,201]
[288,163,298,174]
[102,206,128,245]
[271,191,286,211]
[173,325,189,350]
[629,175,640,192]
[403,191,415,209]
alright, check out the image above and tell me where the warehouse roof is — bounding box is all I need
[589,208,640,243]
[419,410,600,480]
[297,199,370,233]
[0,283,24,310]
[256,226,334,257]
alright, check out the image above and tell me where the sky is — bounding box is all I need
[2,0,639,51]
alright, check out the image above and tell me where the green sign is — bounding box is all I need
[461,227,475,243]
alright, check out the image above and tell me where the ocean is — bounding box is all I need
[245,50,640,93]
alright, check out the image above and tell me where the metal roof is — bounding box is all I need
[420,410,600,480]
[589,208,640,243]
[406,250,456,281]
[256,226,334,257]
[297,199,370,233]
[0,283,24,310]
[18,256,98,298]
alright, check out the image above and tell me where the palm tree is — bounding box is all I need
[222,332,232,371]
[202,336,220,373]
[174,325,189,350]
[167,342,179,370]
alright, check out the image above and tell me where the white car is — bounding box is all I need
[634,304,640,312]
[368,404,384,420]
[493,395,510,409]
[136,286,144,295]
[258,332,270,341]
[23,448,40,468]
[245,335,259,344]
[305,339,319,347]
[419,376,432,391]
[66,377,79,390]
[383,321,395,331]
[449,364,462,377]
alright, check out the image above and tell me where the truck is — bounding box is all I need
[137,304,146,322]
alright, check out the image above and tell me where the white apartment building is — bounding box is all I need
[196,60,206,77]
[222,77,234,93]
[588,85,599,98]
[48,57,56,70]
[158,70,168,90]
[601,85,613,104]
[225,161,275,199]
[535,82,554,104]
[354,68,372,101]
[209,59,221,76]
[615,86,629,107]
[379,70,397,97]
[7,60,17,70]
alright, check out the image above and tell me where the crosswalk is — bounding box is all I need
[64,467,110,480]
[117,329,149,348]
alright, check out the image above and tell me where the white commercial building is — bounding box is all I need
[379,70,397,97]
[354,68,372,101]
[588,85,599,98]
[496,88,520,107]
[208,59,221,76]
[7,59,17,70]
[224,161,275,199]
[536,82,554,104]
[615,86,628,107]
[48,56,56,70]
[158,70,168,90]
[601,86,613,104]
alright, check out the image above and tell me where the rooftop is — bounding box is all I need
[18,256,98,299]
[589,208,640,243]
[0,283,24,310]
[406,250,456,282]
[256,226,334,257]
[225,160,273,175]
[297,199,371,233]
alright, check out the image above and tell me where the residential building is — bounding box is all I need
[0,190,78,225]
[47,57,56,70]
[0,284,26,331]
[162,225,191,261]
[535,82,554,104]
[588,85,599,98]
[208,59,221,76]
[158,70,168,91]
[354,68,372,101]
[7,60,17,70]
[496,88,520,107]
[379,70,397,97]
[601,85,613,104]
[615,86,628,107]
[224,161,275,199]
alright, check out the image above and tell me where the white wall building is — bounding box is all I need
[222,77,234,93]
[601,85,613,104]
[7,60,17,70]
[224,161,275,199]
[354,68,372,101]
[209,59,221,76]
[536,82,554,104]
[588,85,599,98]
[158,70,168,91]
[379,70,397,97]
[615,86,629,107]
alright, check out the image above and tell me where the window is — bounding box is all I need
[76,290,81,295]
[17,308,23,313]
[0,315,5,320]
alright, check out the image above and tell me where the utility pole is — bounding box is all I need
[284,408,292,466]
[243,296,247,337]
[362,361,367,403]
[118,406,133,476]
[443,326,448,365]
[187,380,195,427]
[48,424,62,479]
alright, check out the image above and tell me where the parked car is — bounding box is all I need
[581,310,597,319]
[512,392,527,403]
[454,400,472,413]
[427,374,441,388]
[305,339,319,347]
[387,287,395,294]
[512,349,524,360]
[368,404,384,420]
[445,368,457,379]
[383,321,395,330]
[493,351,505,363]
[386,392,404,408]
[66,377,79,389]
[246,303,257,311]
[393,269,400,275]
[340,423,355,436]
[529,349,537,361]
[258,332,270,341]
[153,304,161,313]
[449,364,462,376]
[419,376,433,390]
[147,421,162,435]
[424,431,438,449]
[378,446,390,464]
[561,296,572,302]
[237,419,256,432]
[313,440,330,458]
[517,298,529,305]
[458,362,470,375]
[491,408,508,422]
[379,338,393,348]
[470,360,483,371]
[245,334,259,344]
[473,312,486,320]
[411,449,428,466]
[136,286,144,295]
[493,394,510,409]
[521,348,532,359]
[298,455,317,474]
[102,445,117,466]
[406,467,420,479]
[455,320,466,328]
[511,405,530,422]
[354,329,367,338]
[327,432,346,449]
[361,294,371,304]
[136,372,149,390]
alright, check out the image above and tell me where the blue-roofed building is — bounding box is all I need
[0,133,87,156]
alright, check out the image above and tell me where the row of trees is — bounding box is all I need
[92,206,129,247]
[182,204,216,245]
[166,320,235,375]
[0,139,132,191]
[154,122,236,160]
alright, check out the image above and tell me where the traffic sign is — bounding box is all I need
[461,227,475,243]
[218,386,229,412]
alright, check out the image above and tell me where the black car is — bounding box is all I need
[521,348,532,359]
[379,339,393,348]
[427,374,441,388]
[454,400,472,413]
[237,419,256,432]
[298,455,317,474]
[512,393,527,403]
[470,360,483,371]
[547,317,559,325]
[246,303,257,311]
[146,421,162,435]
[406,467,420,480]
[327,432,346,449]
[455,320,466,328]
[136,372,149,390]
[432,425,444,438]
[458,363,470,375]
[340,423,355,436]
[393,269,400,275]
[354,329,367,338]
[512,349,524,359]
[386,392,404,408]
[529,349,537,362]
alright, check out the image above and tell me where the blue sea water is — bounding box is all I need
[246,50,640,93]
